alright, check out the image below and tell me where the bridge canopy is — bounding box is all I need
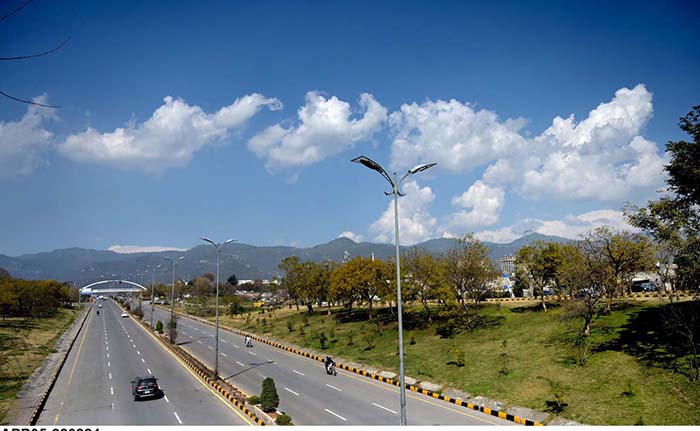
[80,279,147,295]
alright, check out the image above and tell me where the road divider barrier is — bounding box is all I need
[116,300,265,426]
[29,306,91,425]
[156,304,543,426]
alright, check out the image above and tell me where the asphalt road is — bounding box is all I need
[37,300,253,425]
[146,302,516,426]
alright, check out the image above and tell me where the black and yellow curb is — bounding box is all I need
[486,291,694,303]
[29,306,91,425]
[165,306,543,426]
[118,301,265,426]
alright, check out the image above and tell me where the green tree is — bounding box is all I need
[444,235,500,327]
[279,256,302,311]
[516,241,565,311]
[227,274,238,287]
[260,377,280,413]
[403,248,446,322]
[330,256,389,331]
[626,106,700,292]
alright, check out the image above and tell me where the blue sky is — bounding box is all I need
[1,0,698,255]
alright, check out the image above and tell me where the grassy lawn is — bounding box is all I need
[0,308,78,424]
[194,300,700,425]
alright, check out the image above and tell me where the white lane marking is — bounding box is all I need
[108,361,111,367]
[137,350,141,355]
[208,346,213,350]
[164,395,170,403]
[221,352,228,357]
[197,340,203,344]
[132,344,136,348]
[173,411,183,424]
[257,372,266,378]
[325,408,347,421]
[110,387,114,395]
[372,402,398,415]
[106,353,110,359]
[147,368,152,374]
[233,344,240,349]
[248,351,257,356]
[236,361,245,367]
[284,387,300,396]
[109,373,112,380]
[141,358,146,363]
[111,403,114,410]
[221,339,227,344]
[292,369,304,376]
[326,383,342,392]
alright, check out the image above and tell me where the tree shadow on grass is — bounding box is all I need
[510,302,563,313]
[596,302,698,378]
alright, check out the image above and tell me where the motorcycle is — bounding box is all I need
[245,338,253,348]
[325,363,337,376]
[96,310,100,315]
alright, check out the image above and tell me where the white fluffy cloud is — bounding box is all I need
[474,209,636,243]
[248,92,387,170]
[108,245,188,254]
[338,231,364,242]
[390,84,665,208]
[0,96,54,178]
[389,99,529,173]
[370,180,437,245]
[447,180,505,233]
[58,94,281,172]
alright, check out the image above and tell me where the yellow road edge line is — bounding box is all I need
[118,301,255,426]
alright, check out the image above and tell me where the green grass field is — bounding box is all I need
[199,299,699,425]
[0,308,78,424]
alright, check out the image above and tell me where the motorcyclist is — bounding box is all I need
[324,355,336,375]
[96,310,100,315]
[245,335,252,347]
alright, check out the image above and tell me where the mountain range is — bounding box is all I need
[0,233,569,286]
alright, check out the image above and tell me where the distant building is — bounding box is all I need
[498,255,516,275]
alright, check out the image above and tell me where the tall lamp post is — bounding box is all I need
[150,264,162,327]
[351,155,436,426]
[201,237,234,378]
[163,256,184,342]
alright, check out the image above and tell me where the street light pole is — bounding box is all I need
[150,264,162,327]
[163,256,184,342]
[352,156,436,426]
[201,237,234,379]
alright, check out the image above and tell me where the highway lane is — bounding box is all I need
[147,303,515,426]
[37,301,252,425]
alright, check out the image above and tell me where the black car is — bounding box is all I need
[131,375,160,400]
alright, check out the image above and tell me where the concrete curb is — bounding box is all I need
[116,300,265,426]
[162,305,543,426]
[486,290,694,303]
[27,306,91,425]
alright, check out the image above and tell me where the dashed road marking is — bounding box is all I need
[284,387,299,396]
[208,346,214,350]
[221,352,228,357]
[236,361,245,367]
[147,368,152,374]
[141,358,146,363]
[164,395,170,403]
[109,373,112,380]
[248,351,257,356]
[372,402,398,415]
[111,403,114,410]
[173,411,183,424]
[292,369,304,376]
[110,386,114,395]
[325,408,347,421]
[326,383,342,392]
[233,344,240,349]
[137,350,141,355]
[197,340,203,344]
[107,353,110,359]
[108,361,111,367]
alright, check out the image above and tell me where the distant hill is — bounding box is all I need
[0,233,570,285]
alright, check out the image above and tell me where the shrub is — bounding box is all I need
[319,332,328,349]
[247,395,260,405]
[448,344,465,367]
[275,413,293,425]
[155,320,164,333]
[286,320,294,333]
[260,377,279,413]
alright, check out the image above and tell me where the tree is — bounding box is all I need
[279,256,302,310]
[227,274,239,295]
[444,235,499,326]
[260,377,280,413]
[582,227,654,313]
[0,267,10,280]
[227,295,244,316]
[626,106,700,292]
[516,241,565,311]
[403,248,446,322]
[330,256,389,331]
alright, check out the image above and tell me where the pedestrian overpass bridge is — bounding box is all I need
[80,279,148,295]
